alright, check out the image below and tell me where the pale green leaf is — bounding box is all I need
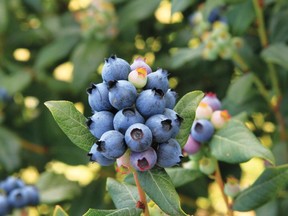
[166,167,203,187]
[171,0,195,15]
[137,167,187,216]
[170,47,203,69]
[44,100,95,152]
[53,205,69,216]
[233,165,288,211]
[261,43,288,70]
[83,208,141,216]
[209,119,275,164]
[174,91,204,147]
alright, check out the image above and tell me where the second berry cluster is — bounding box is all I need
[87,55,183,172]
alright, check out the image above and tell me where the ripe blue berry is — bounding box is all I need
[87,111,114,139]
[145,69,169,93]
[130,147,157,171]
[145,114,174,143]
[157,138,182,168]
[102,55,130,82]
[128,68,148,89]
[201,92,222,111]
[183,134,201,155]
[113,107,145,134]
[163,108,182,137]
[191,119,214,143]
[136,89,166,118]
[0,177,25,194]
[164,89,177,109]
[87,83,113,112]
[22,186,39,206]
[125,123,152,152]
[0,195,10,216]
[88,143,116,166]
[96,130,126,159]
[108,80,137,110]
[7,188,28,208]
[130,57,152,74]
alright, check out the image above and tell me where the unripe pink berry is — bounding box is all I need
[128,67,148,88]
[183,134,201,155]
[116,151,131,173]
[211,110,230,129]
[130,57,152,74]
[201,92,221,111]
[195,102,213,119]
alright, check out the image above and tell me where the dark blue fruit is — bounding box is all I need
[102,55,131,82]
[164,89,177,109]
[108,80,137,110]
[145,69,169,93]
[88,143,116,166]
[136,89,166,118]
[191,119,214,143]
[0,195,10,216]
[125,123,152,152]
[113,107,145,134]
[0,176,25,194]
[22,186,40,206]
[87,111,114,139]
[157,138,182,167]
[7,188,28,208]
[130,147,157,171]
[96,130,126,159]
[163,108,183,137]
[87,82,113,112]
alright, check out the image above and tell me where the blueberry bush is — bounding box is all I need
[0,0,288,215]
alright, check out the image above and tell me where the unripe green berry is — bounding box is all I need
[199,156,217,175]
[224,176,241,198]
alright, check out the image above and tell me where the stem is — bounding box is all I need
[20,139,48,154]
[214,162,233,216]
[267,62,281,98]
[133,171,150,216]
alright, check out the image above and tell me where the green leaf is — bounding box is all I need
[170,47,203,69]
[83,208,142,216]
[106,178,141,209]
[174,91,204,147]
[53,205,69,216]
[233,165,288,211]
[118,0,161,30]
[209,119,275,164]
[37,172,81,204]
[137,167,187,216]
[71,40,108,90]
[269,8,288,43]
[0,0,8,33]
[0,71,32,94]
[261,43,288,70]
[165,167,202,187]
[35,36,79,69]
[171,0,195,15]
[0,127,21,171]
[44,100,95,152]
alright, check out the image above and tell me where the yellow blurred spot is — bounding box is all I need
[13,48,31,62]
[29,18,41,29]
[245,121,256,131]
[188,38,201,48]
[74,102,84,114]
[270,96,277,107]
[155,0,183,24]
[240,158,264,187]
[259,134,272,148]
[53,62,73,82]
[169,47,178,55]
[65,165,95,186]
[97,62,104,75]
[262,121,275,133]
[24,96,39,109]
[252,113,265,128]
[27,207,39,216]
[46,161,67,174]
[20,166,39,184]
[196,197,210,209]
[169,77,179,89]
[38,204,50,215]
[135,36,145,50]
[209,182,226,214]
[234,211,256,216]
[69,0,91,11]
[144,52,155,66]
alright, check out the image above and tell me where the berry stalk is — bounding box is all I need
[132,171,150,216]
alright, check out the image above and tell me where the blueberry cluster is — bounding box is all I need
[0,177,39,216]
[183,93,231,175]
[87,55,183,171]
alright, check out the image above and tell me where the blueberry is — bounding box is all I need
[96,130,126,159]
[164,89,177,109]
[145,114,174,143]
[208,7,222,23]
[7,188,28,208]
[136,89,165,118]
[210,110,230,129]
[195,102,213,119]
[144,69,169,93]
[113,107,145,134]
[199,156,217,175]
[128,68,148,89]
[108,80,137,110]
[0,176,25,194]
[130,57,152,74]
[87,111,114,139]
[191,119,214,143]
[88,143,116,166]
[102,55,131,82]
[0,88,11,102]
[125,123,152,152]
[0,195,10,216]
[22,186,39,206]
[163,108,183,137]
[130,147,157,171]
[87,83,113,112]
[183,134,201,155]
[157,138,182,168]
[201,92,221,111]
